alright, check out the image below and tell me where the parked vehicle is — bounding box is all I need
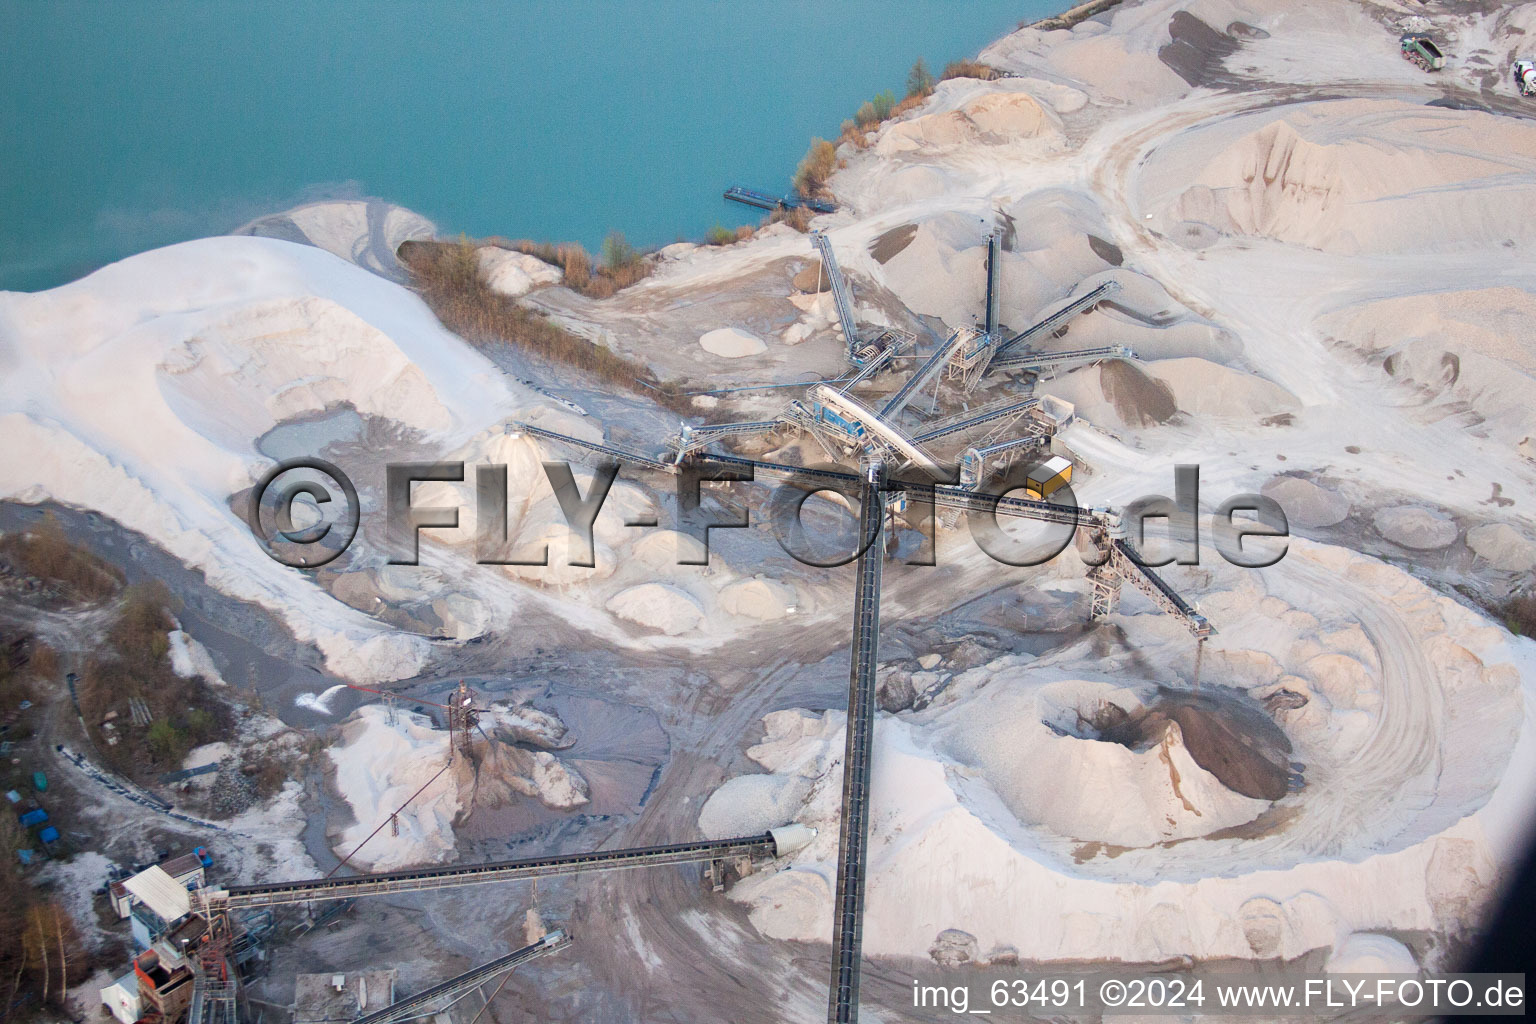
[1514,59,1536,96]
[1401,34,1446,71]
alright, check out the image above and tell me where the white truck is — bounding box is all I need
[1515,59,1536,97]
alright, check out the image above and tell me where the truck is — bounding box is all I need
[1400,34,1445,71]
[1515,59,1536,97]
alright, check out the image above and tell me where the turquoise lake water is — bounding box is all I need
[0,2,1061,293]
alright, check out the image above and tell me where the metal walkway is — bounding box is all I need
[996,281,1121,355]
[352,933,571,1024]
[208,833,780,909]
[827,462,886,1024]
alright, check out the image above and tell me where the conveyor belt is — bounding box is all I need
[910,396,1039,444]
[827,463,885,1024]
[996,281,1120,354]
[838,342,900,392]
[877,329,971,420]
[966,432,1047,461]
[209,833,777,909]
[512,422,670,472]
[988,344,1133,374]
[984,233,1001,339]
[692,454,1094,528]
[1110,540,1212,638]
[668,420,780,460]
[696,454,862,487]
[813,231,862,362]
[352,934,571,1024]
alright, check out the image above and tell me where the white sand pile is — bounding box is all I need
[1315,287,1536,447]
[408,420,658,588]
[632,529,708,570]
[1162,101,1536,254]
[432,593,489,640]
[1049,356,1292,428]
[1261,476,1350,528]
[709,542,1534,962]
[1056,305,1240,363]
[0,236,528,683]
[477,247,562,297]
[234,199,435,279]
[1047,359,1176,429]
[719,577,797,620]
[878,212,989,326]
[699,772,810,838]
[880,207,1114,330]
[1324,933,1417,974]
[875,83,1061,157]
[699,327,767,358]
[328,706,464,869]
[1145,358,1298,419]
[328,704,589,870]
[1468,524,1536,572]
[1373,506,1458,550]
[182,742,231,772]
[606,583,704,635]
[981,6,1189,106]
[487,701,573,749]
[168,630,226,685]
[940,679,1271,845]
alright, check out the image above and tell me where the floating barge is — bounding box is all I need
[723,185,836,214]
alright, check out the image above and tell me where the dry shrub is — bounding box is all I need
[248,747,298,800]
[0,818,89,1014]
[941,58,999,81]
[25,642,58,686]
[907,58,936,98]
[1504,594,1536,637]
[497,233,651,300]
[0,514,123,605]
[77,583,232,779]
[793,138,838,197]
[0,628,33,711]
[399,239,693,415]
[767,206,814,233]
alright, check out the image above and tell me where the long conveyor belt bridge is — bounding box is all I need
[204,832,801,911]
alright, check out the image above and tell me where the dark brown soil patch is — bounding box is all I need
[869,223,918,265]
[1159,12,1240,87]
[1099,358,1177,425]
[1087,234,1124,266]
[792,260,830,292]
[1099,687,1293,801]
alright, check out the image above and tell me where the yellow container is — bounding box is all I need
[1025,455,1073,500]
